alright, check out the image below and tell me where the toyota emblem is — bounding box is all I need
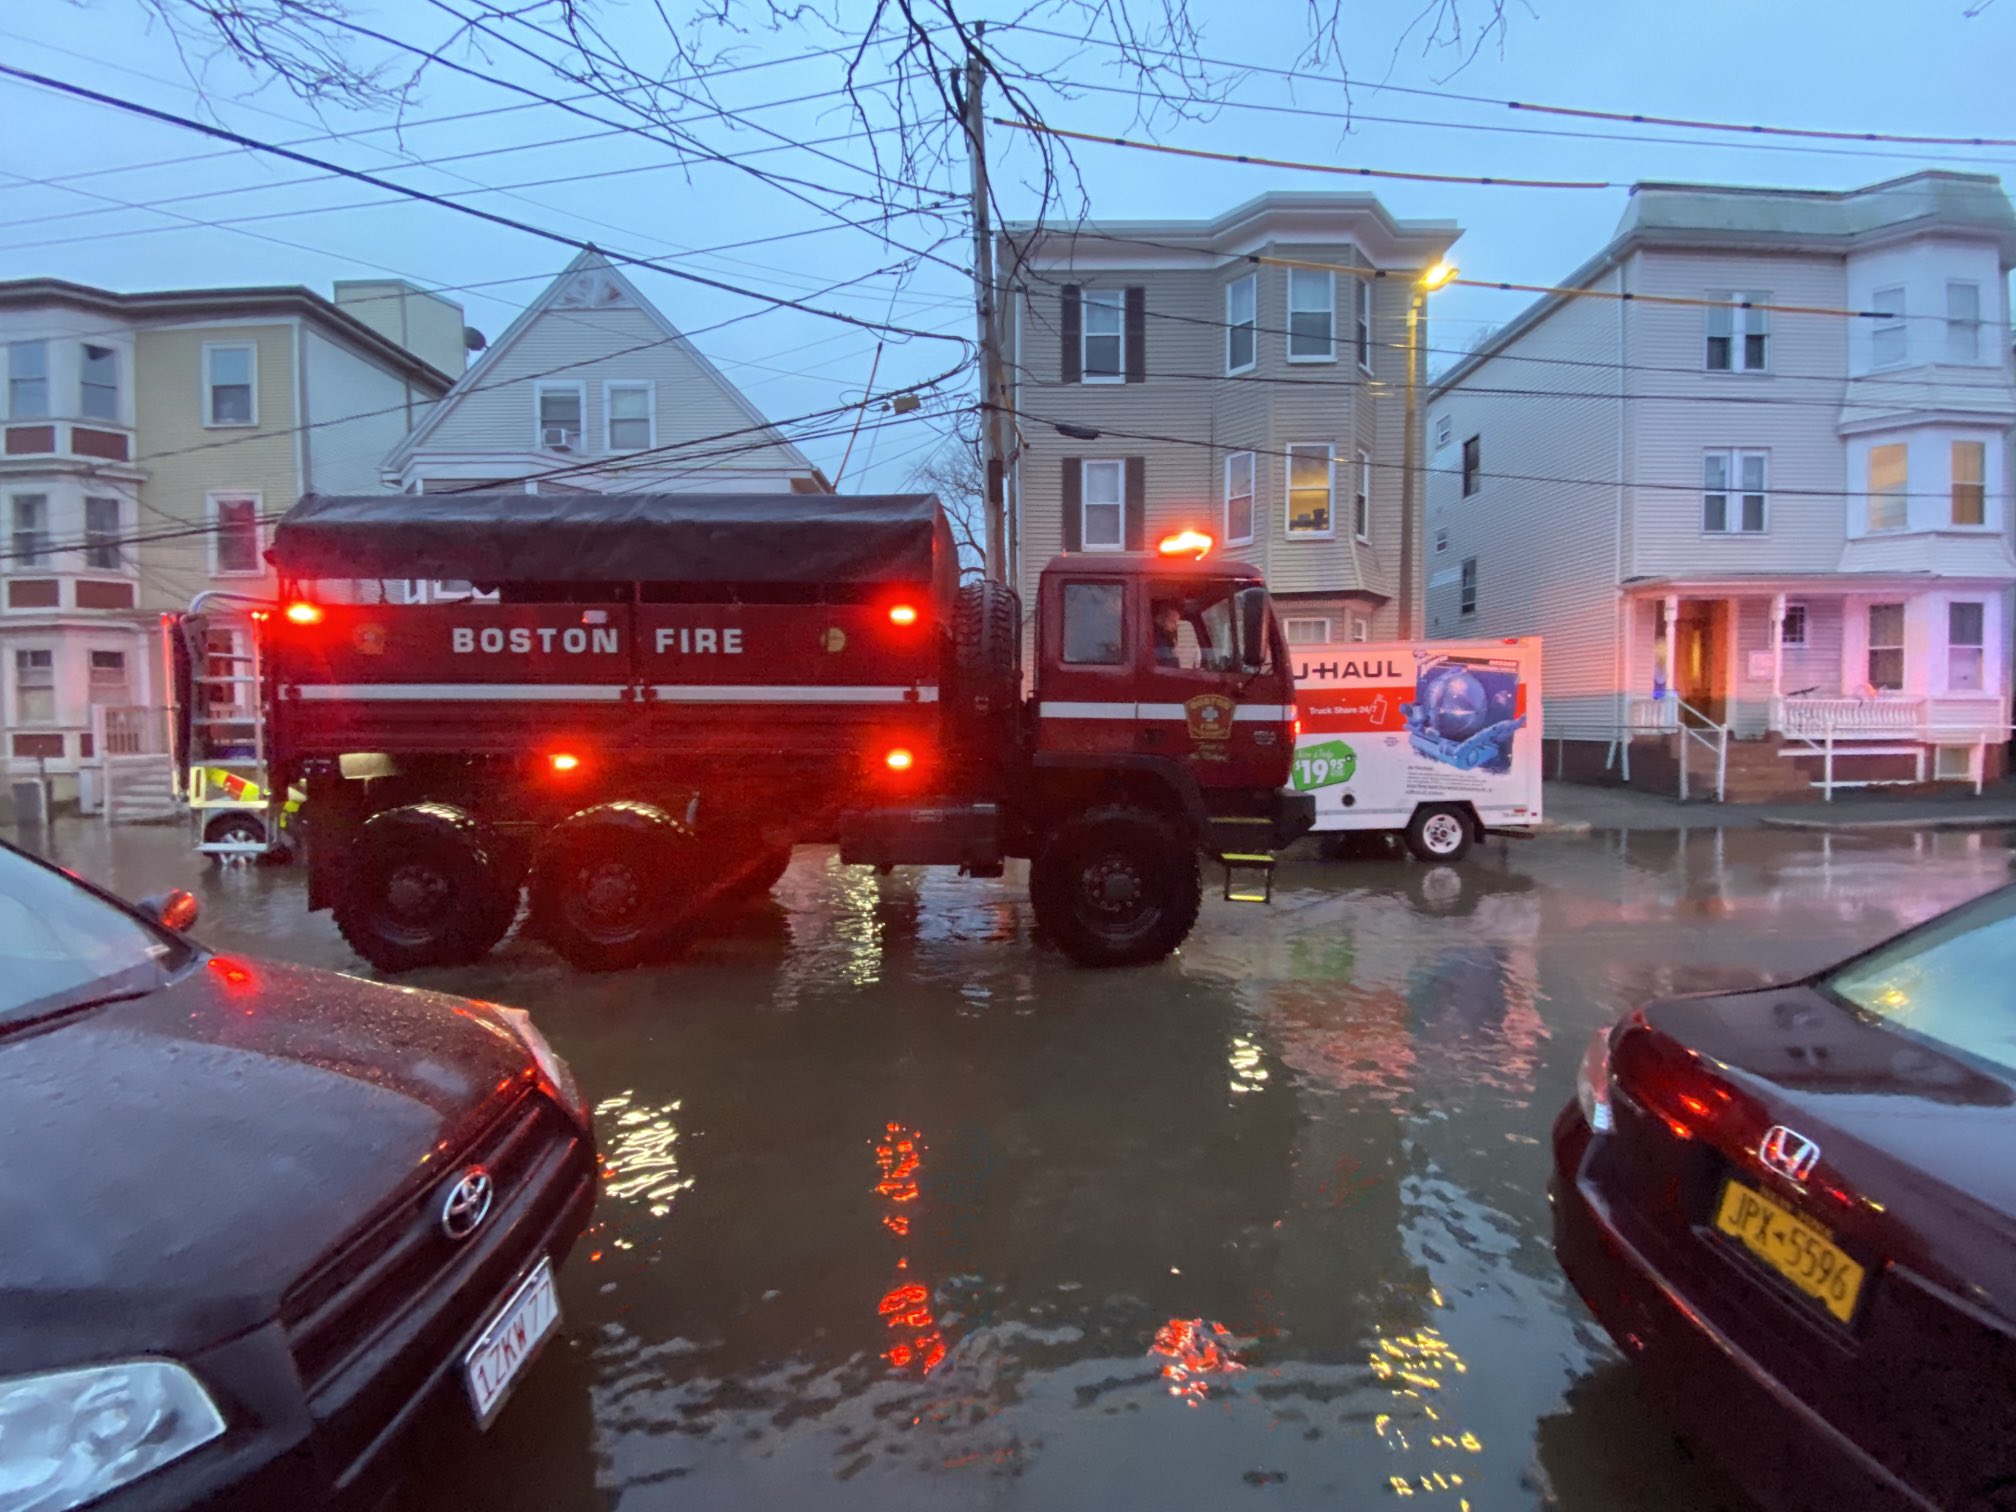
[438,1167,495,1241]
[1758,1125,1821,1183]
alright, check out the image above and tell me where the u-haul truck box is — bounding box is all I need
[1288,638,1542,857]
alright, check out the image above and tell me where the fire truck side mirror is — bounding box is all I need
[1236,587,1270,672]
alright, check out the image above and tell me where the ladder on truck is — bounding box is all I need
[175,593,297,861]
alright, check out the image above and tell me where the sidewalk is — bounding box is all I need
[1536,779,2016,835]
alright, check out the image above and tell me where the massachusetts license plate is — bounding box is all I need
[464,1257,560,1426]
[1714,1178,1866,1324]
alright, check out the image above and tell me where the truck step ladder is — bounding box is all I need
[1220,852,1276,904]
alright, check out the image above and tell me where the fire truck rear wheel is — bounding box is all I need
[721,846,792,903]
[333,804,517,972]
[1030,804,1201,968]
[533,802,689,972]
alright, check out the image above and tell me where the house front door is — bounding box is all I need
[1674,601,1729,726]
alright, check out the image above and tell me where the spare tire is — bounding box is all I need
[333,804,518,972]
[951,579,1022,766]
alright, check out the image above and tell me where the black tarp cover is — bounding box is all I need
[272,492,955,586]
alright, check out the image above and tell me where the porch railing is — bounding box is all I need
[1771,696,1924,736]
[92,703,169,757]
[1548,695,1726,801]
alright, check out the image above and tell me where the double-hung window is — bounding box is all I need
[1081,459,1125,550]
[1948,602,1986,692]
[1223,451,1255,544]
[1868,443,1909,532]
[536,384,584,449]
[80,344,118,421]
[1705,292,1769,372]
[84,496,123,569]
[1082,289,1125,381]
[1225,276,1256,373]
[1283,617,1331,645]
[1353,449,1371,540]
[1871,288,1907,368]
[14,650,54,725]
[1460,558,1478,615]
[1867,603,1905,691]
[1946,282,1982,364]
[1286,444,1334,536]
[203,344,256,426]
[1781,603,1808,647]
[8,341,49,419]
[1952,441,1986,526]
[606,383,652,451]
[1703,450,1768,533]
[210,494,262,576]
[9,494,49,568]
[88,650,130,706]
[1353,277,1372,370]
[1287,270,1334,361]
[1461,435,1481,497]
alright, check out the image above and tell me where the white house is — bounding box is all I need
[382,248,824,501]
[1425,171,2016,799]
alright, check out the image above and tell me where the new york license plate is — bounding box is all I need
[464,1257,561,1426]
[1714,1178,1865,1324]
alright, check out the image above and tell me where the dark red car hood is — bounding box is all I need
[0,954,534,1373]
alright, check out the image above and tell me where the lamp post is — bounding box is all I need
[1398,260,1457,638]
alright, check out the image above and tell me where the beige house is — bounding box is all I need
[0,277,458,806]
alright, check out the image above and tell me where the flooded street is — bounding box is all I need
[17,819,2013,1511]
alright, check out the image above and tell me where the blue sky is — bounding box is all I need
[3,0,2010,490]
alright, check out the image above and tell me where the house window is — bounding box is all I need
[1283,617,1332,645]
[1867,603,1905,691]
[1432,414,1452,452]
[1081,459,1125,550]
[1061,582,1125,665]
[9,494,49,568]
[1461,435,1481,497]
[1705,291,1769,372]
[536,384,583,449]
[1082,289,1125,382]
[1703,449,1768,533]
[1871,287,1907,368]
[84,496,123,569]
[1353,449,1371,541]
[88,650,129,706]
[1434,527,1449,554]
[1287,269,1334,361]
[14,649,55,726]
[607,383,651,451]
[1353,276,1372,370]
[80,343,118,421]
[1460,557,1478,615]
[1946,282,1982,364]
[7,341,49,419]
[1286,444,1334,536]
[1868,443,1908,531]
[210,494,262,576]
[1952,440,1986,526]
[1349,615,1370,643]
[1225,276,1256,373]
[1781,603,1807,647]
[1223,451,1255,544]
[203,343,256,426]
[1948,601,1986,692]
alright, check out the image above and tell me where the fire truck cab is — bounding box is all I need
[249,492,1313,972]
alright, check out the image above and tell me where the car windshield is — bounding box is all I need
[0,846,173,1028]
[1824,885,2016,1073]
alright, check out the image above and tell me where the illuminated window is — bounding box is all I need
[1867,603,1905,690]
[1952,441,1986,526]
[1286,443,1333,537]
[1868,444,1908,532]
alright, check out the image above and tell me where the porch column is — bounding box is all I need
[1663,593,1681,717]
[1769,592,1786,731]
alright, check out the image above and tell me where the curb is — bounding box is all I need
[1760,813,2016,833]
[1532,819,1594,836]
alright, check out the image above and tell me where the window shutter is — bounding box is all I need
[1062,457,1083,551]
[1125,287,1146,383]
[1061,285,1082,385]
[1124,457,1146,551]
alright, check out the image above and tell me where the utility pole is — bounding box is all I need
[962,26,1009,582]
[1399,292,1421,638]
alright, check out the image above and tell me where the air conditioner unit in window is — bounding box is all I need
[542,427,576,451]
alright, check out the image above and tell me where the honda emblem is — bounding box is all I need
[1758,1125,1821,1183]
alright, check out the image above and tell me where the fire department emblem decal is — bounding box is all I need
[353,621,387,655]
[1185,694,1235,742]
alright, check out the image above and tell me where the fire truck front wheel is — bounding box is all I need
[533,802,689,972]
[333,805,518,972]
[1030,805,1202,968]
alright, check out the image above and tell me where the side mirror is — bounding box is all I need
[1236,587,1270,671]
[138,889,201,933]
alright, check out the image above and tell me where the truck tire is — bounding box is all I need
[333,804,517,972]
[203,811,288,865]
[1029,804,1202,967]
[1405,804,1474,864]
[533,801,689,972]
[720,846,792,904]
[951,579,1021,763]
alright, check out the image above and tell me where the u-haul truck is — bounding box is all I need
[1288,638,1542,862]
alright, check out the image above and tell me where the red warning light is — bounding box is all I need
[888,603,919,627]
[1157,530,1214,559]
[549,752,581,773]
[884,747,915,772]
[284,601,323,625]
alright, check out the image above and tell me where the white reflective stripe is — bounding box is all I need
[1136,703,1189,720]
[296,683,625,702]
[1038,701,1136,719]
[1235,705,1295,720]
[652,685,937,703]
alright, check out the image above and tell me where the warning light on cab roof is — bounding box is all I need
[284,601,324,625]
[549,752,581,773]
[1157,530,1214,559]
[884,747,915,772]
[888,603,919,626]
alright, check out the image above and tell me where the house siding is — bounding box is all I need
[302,328,425,495]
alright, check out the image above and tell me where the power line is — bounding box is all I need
[0,64,970,353]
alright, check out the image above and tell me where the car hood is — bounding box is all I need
[0,954,533,1371]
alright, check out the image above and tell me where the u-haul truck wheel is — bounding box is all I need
[1405,804,1474,864]
[1030,804,1201,967]
[533,802,690,972]
[333,804,517,972]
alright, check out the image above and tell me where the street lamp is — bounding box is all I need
[1398,261,1458,637]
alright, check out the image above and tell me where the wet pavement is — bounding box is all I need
[13,817,2014,1511]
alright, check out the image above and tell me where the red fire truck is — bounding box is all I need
[210,492,1312,972]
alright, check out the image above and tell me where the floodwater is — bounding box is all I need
[16,817,2014,1511]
